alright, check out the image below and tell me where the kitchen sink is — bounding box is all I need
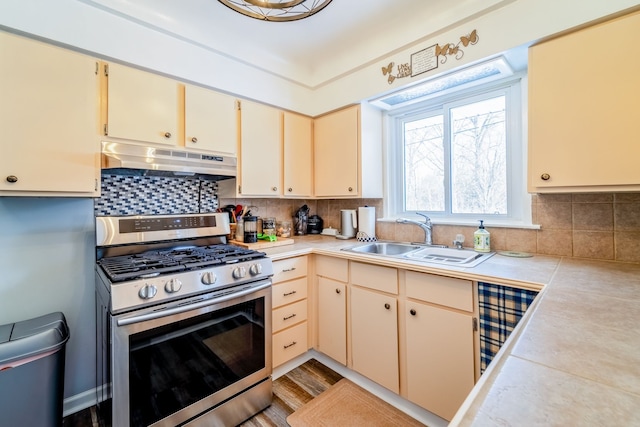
[346,242,423,256]
[342,242,494,268]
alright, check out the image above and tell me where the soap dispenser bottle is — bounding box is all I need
[474,220,491,253]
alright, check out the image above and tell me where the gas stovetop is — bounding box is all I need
[98,244,266,282]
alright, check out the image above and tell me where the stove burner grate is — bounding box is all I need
[98,244,265,282]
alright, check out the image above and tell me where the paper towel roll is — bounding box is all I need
[357,206,376,241]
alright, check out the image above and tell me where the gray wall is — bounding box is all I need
[0,197,96,401]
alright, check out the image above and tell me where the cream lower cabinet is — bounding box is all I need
[271,256,309,368]
[350,262,399,393]
[0,31,100,196]
[402,271,477,421]
[315,256,348,365]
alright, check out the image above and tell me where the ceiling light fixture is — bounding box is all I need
[218,0,333,22]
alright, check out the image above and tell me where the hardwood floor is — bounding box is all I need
[62,359,343,427]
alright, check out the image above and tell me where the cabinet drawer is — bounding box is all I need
[272,299,308,333]
[315,255,348,282]
[351,262,398,294]
[272,256,307,284]
[273,321,308,367]
[272,277,307,308]
[406,271,473,312]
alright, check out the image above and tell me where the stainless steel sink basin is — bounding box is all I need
[342,242,494,268]
[345,242,423,256]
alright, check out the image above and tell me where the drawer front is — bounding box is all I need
[406,271,473,312]
[273,321,308,367]
[315,255,348,282]
[272,299,308,333]
[272,256,307,284]
[351,261,398,294]
[272,277,308,308]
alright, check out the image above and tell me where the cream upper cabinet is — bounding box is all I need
[402,271,477,421]
[313,103,383,198]
[0,31,100,196]
[238,100,282,197]
[283,112,313,197]
[528,10,640,193]
[104,62,180,146]
[184,85,237,155]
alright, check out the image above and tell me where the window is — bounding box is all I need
[387,78,528,224]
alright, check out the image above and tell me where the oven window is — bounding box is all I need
[128,297,266,426]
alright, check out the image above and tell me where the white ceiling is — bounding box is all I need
[80,0,513,88]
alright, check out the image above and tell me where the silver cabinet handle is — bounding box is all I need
[191,137,198,143]
[288,188,293,192]
[283,290,297,296]
[283,313,297,321]
[348,187,353,192]
[164,132,172,138]
[541,173,550,181]
[284,341,297,349]
[282,267,296,272]
[272,186,278,191]
[6,175,18,183]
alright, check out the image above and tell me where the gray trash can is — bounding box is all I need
[0,312,70,427]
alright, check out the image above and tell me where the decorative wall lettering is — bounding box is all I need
[382,29,479,84]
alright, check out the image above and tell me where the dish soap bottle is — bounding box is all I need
[474,220,491,253]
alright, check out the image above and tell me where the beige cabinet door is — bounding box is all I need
[283,112,312,197]
[106,62,179,146]
[528,10,640,192]
[0,32,99,195]
[317,277,347,365]
[350,286,399,393]
[405,301,475,421]
[314,105,359,197]
[185,85,237,155]
[239,101,282,196]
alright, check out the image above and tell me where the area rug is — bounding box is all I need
[286,378,426,427]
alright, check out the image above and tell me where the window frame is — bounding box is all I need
[384,74,532,227]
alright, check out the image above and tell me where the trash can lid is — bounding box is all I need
[0,324,12,344]
[0,312,69,366]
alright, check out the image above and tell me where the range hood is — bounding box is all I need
[101,141,236,180]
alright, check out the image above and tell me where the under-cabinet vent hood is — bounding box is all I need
[101,141,236,180]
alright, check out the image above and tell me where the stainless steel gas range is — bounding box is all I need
[95,212,273,427]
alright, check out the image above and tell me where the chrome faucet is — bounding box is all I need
[397,213,434,245]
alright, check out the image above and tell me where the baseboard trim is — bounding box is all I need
[63,384,108,417]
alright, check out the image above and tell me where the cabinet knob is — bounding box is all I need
[348,187,353,192]
[288,187,293,192]
[272,186,278,192]
[6,175,18,183]
[191,137,198,143]
[410,309,417,316]
[335,288,341,294]
[541,173,551,181]
[384,303,391,310]
[164,132,172,139]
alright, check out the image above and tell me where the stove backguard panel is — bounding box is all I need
[95,174,219,216]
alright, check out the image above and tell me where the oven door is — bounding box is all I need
[110,280,272,427]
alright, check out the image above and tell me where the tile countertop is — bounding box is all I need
[258,235,640,426]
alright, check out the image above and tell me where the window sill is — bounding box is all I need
[378,217,541,230]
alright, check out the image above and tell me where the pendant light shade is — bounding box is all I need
[218,0,333,22]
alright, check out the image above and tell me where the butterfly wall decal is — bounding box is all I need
[460,29,478,47]
[381,62,394,76]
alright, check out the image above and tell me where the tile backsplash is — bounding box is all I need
[221,193,640,263]
[95,174,219,216]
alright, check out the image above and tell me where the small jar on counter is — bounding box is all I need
[276,220,292,238]
[262,217,276,236]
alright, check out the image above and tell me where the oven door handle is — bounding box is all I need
[116,281,271,326]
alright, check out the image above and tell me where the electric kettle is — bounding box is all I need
[337,209,357,239]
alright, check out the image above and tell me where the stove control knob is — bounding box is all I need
[165,278,182,293]
[232,266,247,279]
[201,272,217,286]
[138,284,157,300]
[249,263,263,276]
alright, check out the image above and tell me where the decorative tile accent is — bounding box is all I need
[95,174,219,216]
